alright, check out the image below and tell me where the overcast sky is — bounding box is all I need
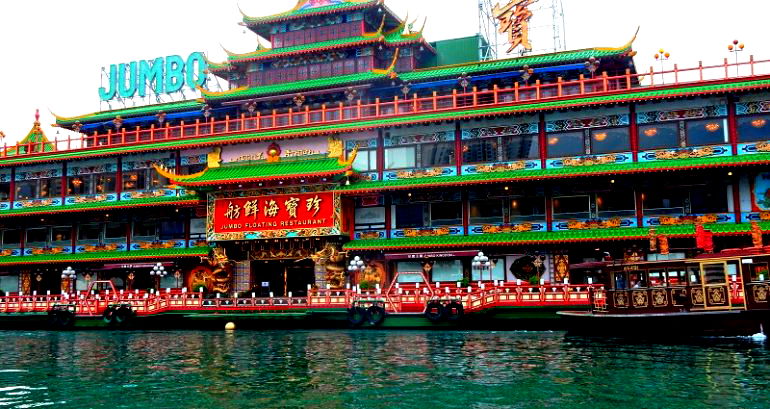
[0,0,765,144]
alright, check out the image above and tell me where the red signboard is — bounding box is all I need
[213,192,336,233]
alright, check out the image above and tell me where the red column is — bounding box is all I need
[538,113,547,169]
[115,157,123,199]
[635,189,644,228]
[728,96,739,156]
[60,162,67,206]
[384,195,392,239]
[462,191,470,235]
[376,129,385,181]
[732,175,743,224]
[455,121,463,176]
[545,187,554,232]
[629,103,639,162]
[9,168,15,205]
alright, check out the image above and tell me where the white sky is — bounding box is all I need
[0,0,766,144]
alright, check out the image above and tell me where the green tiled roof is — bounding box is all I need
[0,195,202,218]
[343,223,770,250]
[222,35,380,66]
[55,100,204,126]
[0,247,211,266]
[202,70,390,101]
[400,44,633,82]
[242,0,380,25]
[6,77,770,167]
[341,153,770,193]
[174,157,351,186]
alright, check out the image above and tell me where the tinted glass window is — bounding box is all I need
[421,142,455,167]
[384,146,416,170]
[547,131,584,158]
[463,139,497,164]
[395,204,425,228]
[553,195,590,219]
[510,196,546,221]
[591,127,630,154]
[639,122,680,150]
[737,114,770,143]
[431,202,462,226]
[686,118,728,146]
[503,134,539,160]
[470,199,503,224]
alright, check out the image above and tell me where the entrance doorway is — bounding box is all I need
[251,259,316,297]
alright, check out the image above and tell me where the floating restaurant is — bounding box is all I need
[0,0,768,331]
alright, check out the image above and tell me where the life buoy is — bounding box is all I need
[102,306,117,325]
[367,305,386,327]
[114,306,134,325]
[425,301,445,323]
[445,301,464,322]
[347,306,367,327]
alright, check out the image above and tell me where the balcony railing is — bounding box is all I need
[6,56,770,160]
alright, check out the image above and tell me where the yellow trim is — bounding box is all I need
[363,15,386,38]
[385,13,407,36]
[340,146,359,166]
[197,85,249,98]
[202,53,230,69]
[152,163,209,181]
[372,47,400,75]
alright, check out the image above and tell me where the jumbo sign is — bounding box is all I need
[98,52,208,101]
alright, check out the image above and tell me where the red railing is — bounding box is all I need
[0,283,605,316]
[5,56,770,160]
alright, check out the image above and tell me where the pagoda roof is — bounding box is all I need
[211,23,431,71]
[4,111,55,156]
[242,0,383,27]
[54,100,205,127]
[0,246,210,266]
[343,222,770,251]
[400,37,636,83]
[8,76,770,166]
[158,154,356,187]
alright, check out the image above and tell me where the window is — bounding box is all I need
[26,228,48,246]
[190,218,206,240]
[737,114,770,143]
[639,123,680,150]
[395,204,426,228]
[463,139,497,164]
[133,220,157,239]
[510,196,546,222]
[431,260,464,282]
[642,189,687,215]
[596,191,636,218]
[352,149,376,172]
[15,180,36,200]
[148,168,168,189]
[68,176,91,196]
[39,178,62,198]
[547,131,585,158]
[396,261,426,283]
[470,199,503,224]
[431,202,462,226]
[0,275,17,294]
[472,258,505,281]
[2,230,21,248]
[94,174,116,194]
[421,142,455,167]
[0,182,9,201]
[590,127,630,154]
[553,195,591,220]
[78,224,102,242]
[159,220,184,240]
[690,184,728,214]
[122,170,147,191]
[51,226,72,244]
[105,222,127,241]
[384,146,416,169]
[503,134,540,160]
[355,207,385,230]
[686,118,728,146]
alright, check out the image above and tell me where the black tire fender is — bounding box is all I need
[367,305,386,327]
[445,301,464,322]
[425,301,445,323]
[347,306,367,327]
[102,306,117,325]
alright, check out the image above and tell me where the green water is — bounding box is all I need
[0,330,768,408]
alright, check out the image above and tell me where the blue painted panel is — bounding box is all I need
[638,144,732,162]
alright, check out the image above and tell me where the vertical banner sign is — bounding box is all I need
[214,192,337,234]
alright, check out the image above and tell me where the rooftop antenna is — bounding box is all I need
[478,0,499,61]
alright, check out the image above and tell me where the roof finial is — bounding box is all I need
[35,109,40,123]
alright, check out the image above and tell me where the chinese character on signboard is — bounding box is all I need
[493,0,537,54]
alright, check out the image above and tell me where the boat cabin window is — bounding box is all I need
[686,118,728,146]
[737,114,770,142]
[15,180,36,201]
[25,228,49,247]
[638,122,680,150]
[702,263,727,284]
[1,230,21,248]
[0,182,9,201]
[553,195,590,220]
[431,260,464,283]
[745,262,769,282]
[78,224,102,243]
[51,226,72,246]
